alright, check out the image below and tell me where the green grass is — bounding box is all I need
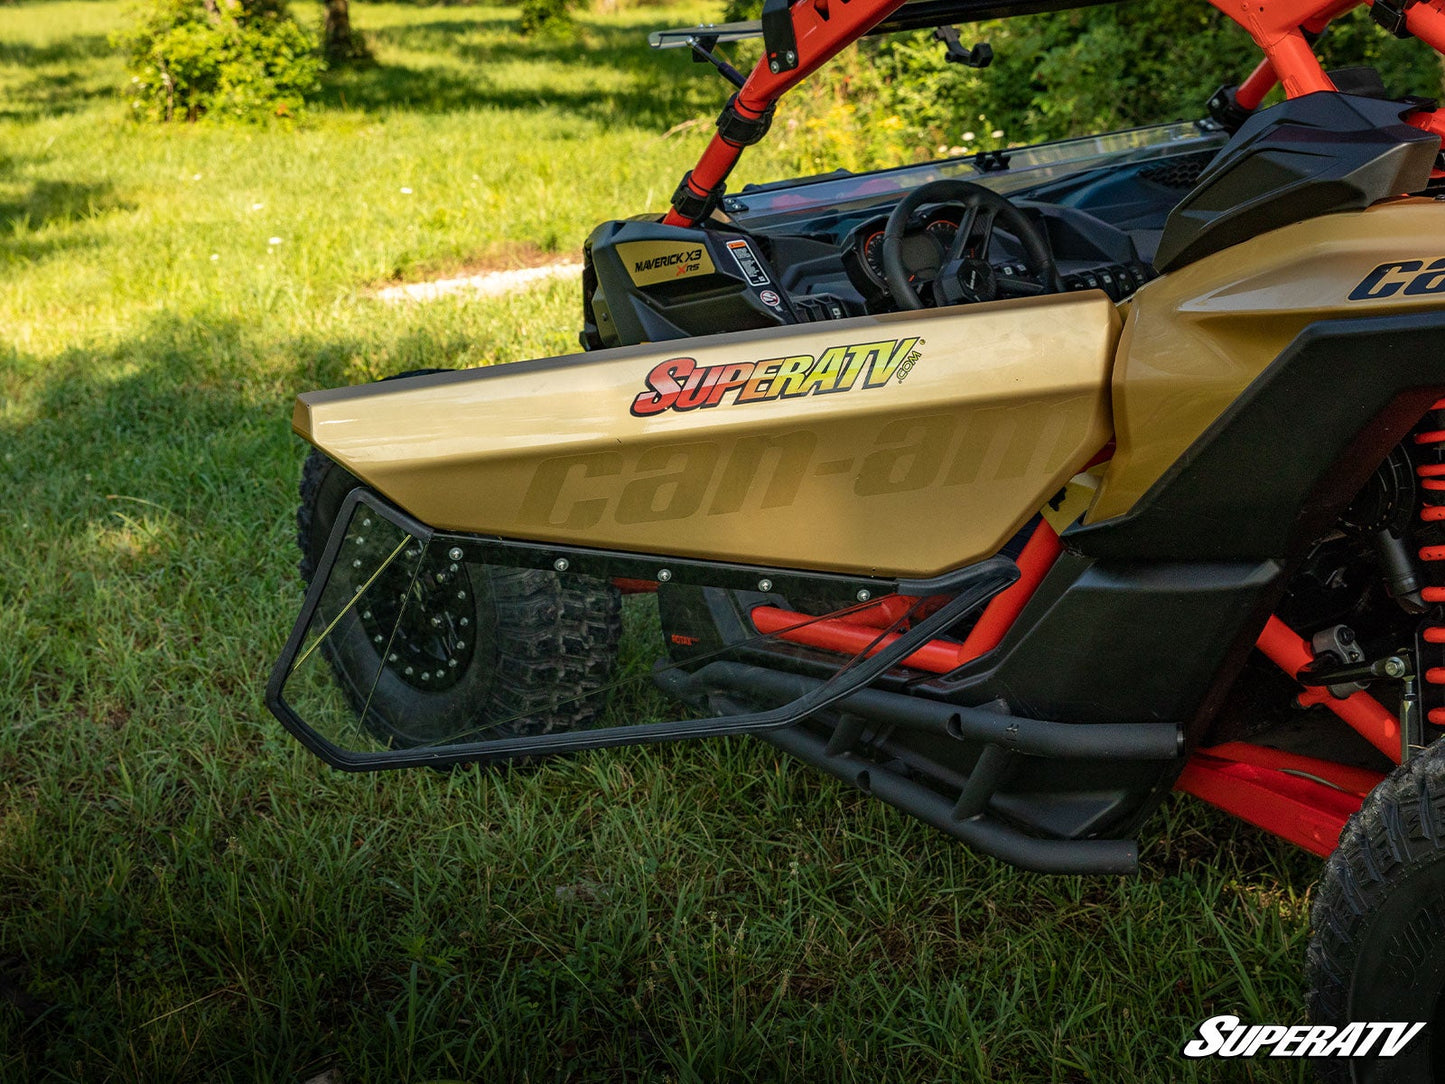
[1,2,1322,1080]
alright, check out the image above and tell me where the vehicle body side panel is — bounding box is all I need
[1090,198,1445,524]
[293,294,1118,578]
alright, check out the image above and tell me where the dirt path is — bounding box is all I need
[373,259,584,303]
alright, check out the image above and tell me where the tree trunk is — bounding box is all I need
[323,0,360,61]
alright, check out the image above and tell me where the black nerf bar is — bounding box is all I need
[670,661,1181,874]
[686,662,1183,760]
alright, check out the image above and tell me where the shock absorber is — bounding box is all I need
[1413,400,1445,725]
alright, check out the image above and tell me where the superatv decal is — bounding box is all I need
[1348,258,1445,301]
[617,241,717,287]
[629,338,923,417]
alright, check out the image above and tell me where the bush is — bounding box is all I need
[115,0,324,123]
[519,0,587,35]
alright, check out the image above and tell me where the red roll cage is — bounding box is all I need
[662,0,1445,228]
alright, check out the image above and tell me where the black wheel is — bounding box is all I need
[1307,740,1445,1081]
[296,448,622,747]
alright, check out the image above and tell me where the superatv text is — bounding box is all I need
[630,338,922,417]
[1183,1015,1425,1059]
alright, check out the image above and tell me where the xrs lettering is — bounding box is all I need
[1349,257,1445,301]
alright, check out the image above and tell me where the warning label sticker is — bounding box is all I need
[725,238,771,287]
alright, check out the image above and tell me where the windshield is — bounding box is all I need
[723,120,1226,227]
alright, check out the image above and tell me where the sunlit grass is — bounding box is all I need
[0,2,1323,1080]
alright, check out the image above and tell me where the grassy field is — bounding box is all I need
[0,2,1325,1080]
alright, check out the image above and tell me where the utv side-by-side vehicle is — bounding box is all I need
[267,0,1445,1075]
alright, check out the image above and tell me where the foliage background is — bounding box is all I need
[735,0,1445,168]
[116,0,323,121]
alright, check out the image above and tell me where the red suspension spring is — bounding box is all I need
[1414,399,1445,723]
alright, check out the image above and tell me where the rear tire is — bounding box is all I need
[1307,740,1445,1081]
[296,448,622,747]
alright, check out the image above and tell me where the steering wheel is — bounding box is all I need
[882,179,1061,310]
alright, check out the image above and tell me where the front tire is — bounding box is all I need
[296,448,622,747]
[1307,740,1445,1081]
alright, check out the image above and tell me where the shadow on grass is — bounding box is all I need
[321,13,719,126]
[0,34,117,68]
[0,312,680,1079]
[0,33,121,121]
[0,179,132,232]
[0,73,117,121]
[0,178,133,265]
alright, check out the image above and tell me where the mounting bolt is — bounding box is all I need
[388,653,399,662]
[856,589,872,602]
[758,579,773,593]
[554,558,570,572]
[435,571,448,583]
[459,617,469,627]
[448,659,458,668]
[352,559,362,569]
[448,547,463,561]
[658,569,673,582]
[373,635,383,644]
[769,59,780,73]
[404,666,414,676]
[362,611,372,620]
[362,518,372,527]
[1385,656,1408,678]
[457,590,467,600]
[431,616,443,628]
[456,641,466,650]
[785,50,796,65]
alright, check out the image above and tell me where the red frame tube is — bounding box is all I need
[750,603,979,672]
[664,0,910,226]
[954,520,1062,659]
[1234,58,1279,110]
[748,519,1063,675]
[1255,615,1402,763]
[1189,740,1383,796]
[1174,745,1373,856]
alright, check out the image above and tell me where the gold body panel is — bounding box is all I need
[1089,198,1445,523]
[294,295,1120,578]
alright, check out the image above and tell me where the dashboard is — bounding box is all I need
[719,126,1227,319]
[746,194,1165,320]
[581,124,1229,349]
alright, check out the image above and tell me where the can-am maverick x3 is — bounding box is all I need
[268,0,1445,1075]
